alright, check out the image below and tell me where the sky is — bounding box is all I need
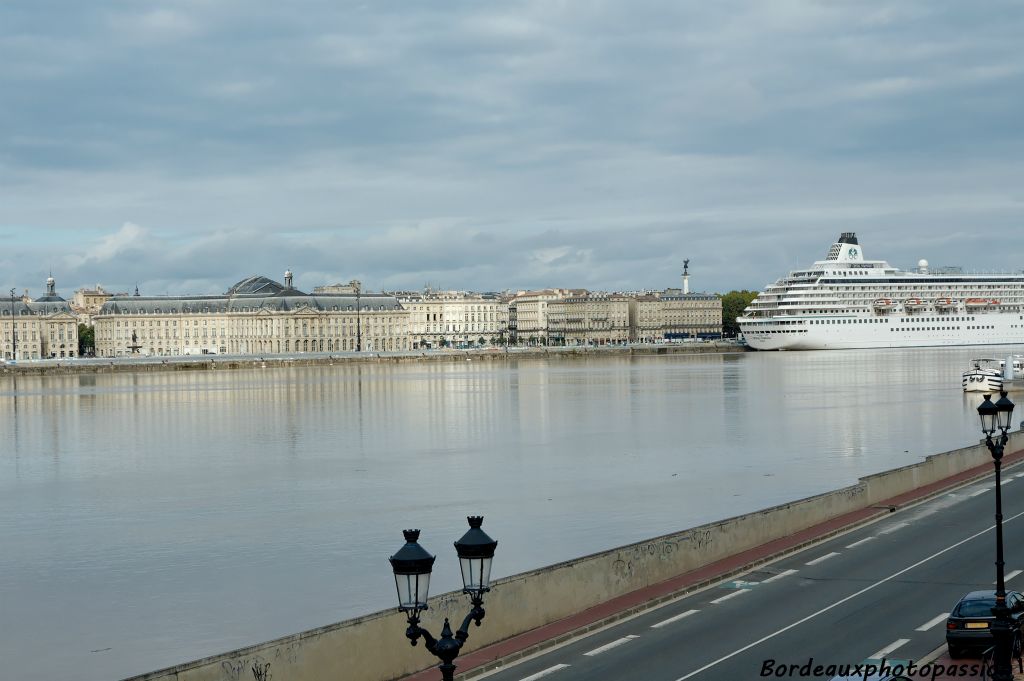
[2,1,1023,298]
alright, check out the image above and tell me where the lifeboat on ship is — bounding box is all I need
[935,297,956,308]
[903,298,927,308]
[966,298,999,307]
[873,298,893,308]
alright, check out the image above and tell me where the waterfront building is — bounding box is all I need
[635,289,723,342]
[548,293,634,346]
[397,290,508,348]
[510,289,581,345]
[2,276,79,360]
[93,272,409,357]
[739,232,1024,350]
[72,285,114,315]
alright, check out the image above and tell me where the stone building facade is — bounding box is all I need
[548,293,634,345]
[397,291,508,348]
[2,277,79,360]
[634,289,723,342]
[93,273,410,357]
[509,289,583,345]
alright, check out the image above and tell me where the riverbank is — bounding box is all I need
[0,341,748,376]
[124,433,1023,681]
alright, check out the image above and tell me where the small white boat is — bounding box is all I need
[963,358,1004,393]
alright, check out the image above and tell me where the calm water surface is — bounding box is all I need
[0,348,1012,680]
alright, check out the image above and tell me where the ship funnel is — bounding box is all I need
[825,232,864,263]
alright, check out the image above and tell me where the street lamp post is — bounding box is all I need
[389,517,498,681]
[354,280,362,352]
[9,288,17,361]
[978,391,1017,681]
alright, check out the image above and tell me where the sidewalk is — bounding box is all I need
[909,648,1024,679]
[402,448,1024,681]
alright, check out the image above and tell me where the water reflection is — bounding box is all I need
[0,347,1015,680]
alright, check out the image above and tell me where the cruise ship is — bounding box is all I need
[738,233,1024,350]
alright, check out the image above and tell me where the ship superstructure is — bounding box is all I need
[739,233,1024,350]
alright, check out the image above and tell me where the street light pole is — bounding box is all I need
[389,517,498,681]
[354,280,362,352]
[9,288,17,361]
[978,392,1017,681]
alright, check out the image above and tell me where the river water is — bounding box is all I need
[0,347,1014,680]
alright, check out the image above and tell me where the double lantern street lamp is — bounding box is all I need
[978,392,1016,681]
[389,517,497,681]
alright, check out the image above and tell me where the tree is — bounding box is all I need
[78,323,95,356]
[719,290,759,337]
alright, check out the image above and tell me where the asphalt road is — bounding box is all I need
[478,463,1024,681]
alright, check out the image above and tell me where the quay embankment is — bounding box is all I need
[122,431,1024,681]
[0,341,747,377]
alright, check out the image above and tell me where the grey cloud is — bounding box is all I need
[2,1,1023,297]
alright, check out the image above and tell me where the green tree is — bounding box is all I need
[719,290,759,337]
[77,323,95,356]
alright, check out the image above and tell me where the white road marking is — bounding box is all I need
[1000,569,1023,583]
[651,610,700,628]
[673,508,1024,681]
[878,522,909,535]
[870,639,910,659]
[583,635,639,656]
[710,589,751,604]
[805,552,840,566]
[1014,472,1024,478]
[762,569,799,583]
[969,488,991,497]
[519,664,571,681]
[1004,478,1015,485]
[916,613,950,631]
[845,536,876,549]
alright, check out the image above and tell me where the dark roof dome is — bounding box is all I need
[227,275,285,296]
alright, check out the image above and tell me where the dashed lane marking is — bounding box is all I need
[878,522,909,535]
[1000,569,1023,583]
[969,488,991,497]
[916,613,949,631]
[845,537,876,549]
[672,509,1024,681]
[583,635,639,656]
[805,552,840,566]
[519,664,571,681]
[869,639,910,659]
[762,569,799,583]
[709,589,751,604]
[651,610,700,629]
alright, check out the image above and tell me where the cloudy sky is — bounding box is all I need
[2,1,1022,297]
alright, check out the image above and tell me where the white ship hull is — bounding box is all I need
[962,370,1002,392]
[742,311,1024,351]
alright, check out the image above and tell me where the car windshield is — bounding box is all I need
[957,600,996,618]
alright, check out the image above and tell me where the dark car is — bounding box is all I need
[946,590,1024,658]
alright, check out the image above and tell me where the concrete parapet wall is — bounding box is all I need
[125,432,1021,681]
